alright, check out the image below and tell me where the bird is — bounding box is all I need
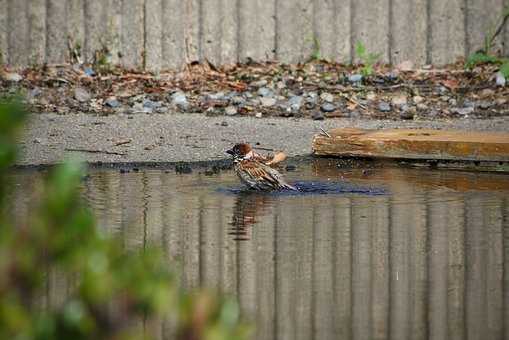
[226,143,297,191]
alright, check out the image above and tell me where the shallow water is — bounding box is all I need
[10,159,509,340]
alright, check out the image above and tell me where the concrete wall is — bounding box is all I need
[1,0,508,70]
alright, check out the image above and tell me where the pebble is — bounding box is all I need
[255,112,263,118]
[416,103,428,111]
[348,74,363,83]
[104,97,120,108]
[257,87,273,97]
[221,121,228,126]
[207,92,225,100]
[495,72,506,87]
[170,92,189,110]
[3,72,23,82]
[412,95,424,104]
[320,103,336,112]
[251,79,268,87]
[84,67,96,77]
[74,87,91,102]
[452,107,474,116]
[378,102,391,112]
[260,97,277,107]
[231,96,246,106]
[312,111,325,120]
[143,99,162,109]
[224,106,238,116]
[320,92,334,103]
[391,95,407,106]
[448,98,457,106]
[287,95,303,112]
[366,92,377,101]
[477,101,493,109]
[400,107,415,120]
[285,165,297,171]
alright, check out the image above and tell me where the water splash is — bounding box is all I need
[218,180,388,196]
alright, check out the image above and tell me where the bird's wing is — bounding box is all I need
[240,161,296,190]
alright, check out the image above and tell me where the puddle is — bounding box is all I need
[8,159,509,339]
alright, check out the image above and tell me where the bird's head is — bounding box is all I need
[226,143,253,160]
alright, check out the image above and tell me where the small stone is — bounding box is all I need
[416,103,428,111]
[119,168,129,174]
[440,95,450,102]
[207,92,225,100]
[495,72,506,87]
[287,96,303,112]
[391,95,407,106]
[224,106,237,116]
[170,92,189,110]
[84,67,96,77]
[320,103,336,112]
[143,99,161,110]
[452,107,474,116]
[276,81,286,89]
[378,102,391,112]
[3,72,23,82]
[312,111,325,120]
[412,95,424,104]
[400,109,415,120]
[231,96,246,106]
[102,97,119,108]
[285,164,297,171]
[320,92,334,103]
[495,98,507,105]
[448,98,457,106]
[260,97,277,107]
[257,87,273,97]
[348,74,363,83]
[366,92,377,101]
[480,88,495,97]
[255,112,263,118]
[175,162,192,174]
[251,79,268,88]
[221,121,228,126]
[477,101,493,109]
[74,87,91,102]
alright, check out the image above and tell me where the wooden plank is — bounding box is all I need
[314,0,351,62]
[466,0,504,54]
[121,0,144,69]
[8,0,29,66]
[313,128,509,162]
[162,0,185,69]
[276,0,313,63]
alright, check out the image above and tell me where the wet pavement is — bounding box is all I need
[17,113,509,166]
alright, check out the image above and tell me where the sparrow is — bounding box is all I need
[226,143,297,191]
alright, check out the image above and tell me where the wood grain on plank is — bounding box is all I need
[313,128,509,161]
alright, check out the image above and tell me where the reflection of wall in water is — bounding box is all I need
[12,170,509,340]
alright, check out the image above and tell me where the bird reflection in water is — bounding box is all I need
[229,192,275,241]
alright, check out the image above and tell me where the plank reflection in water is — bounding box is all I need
[10,168,509,340]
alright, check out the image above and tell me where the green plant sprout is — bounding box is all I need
[465,6,509,78]
[355,41,381,77]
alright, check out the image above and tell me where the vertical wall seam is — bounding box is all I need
[141,0,147,70]
[388,0,393,64]
[426,0,432,64]
[235,0,240,62]
[464,0,470,56]
[198,0,203,61]
[44,0,49,63]
[274,0,279,59]
[349,0,354,63]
